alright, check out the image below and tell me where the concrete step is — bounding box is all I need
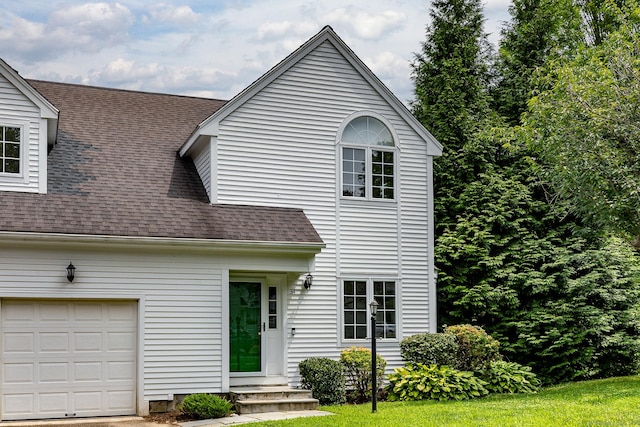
[230,386,319,414]
[234,398,319,414]
[231,386,312,401]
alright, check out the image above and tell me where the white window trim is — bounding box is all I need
[336,111,400,202]
[339,276,400,344]
[340,145,397,201]
[335,111,401,150]
[0,120,29,184]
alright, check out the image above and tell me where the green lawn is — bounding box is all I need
[255,376,640,426]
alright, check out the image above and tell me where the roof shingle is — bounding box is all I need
[0,80,323,244]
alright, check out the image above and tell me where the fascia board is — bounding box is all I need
[0,231,325,255]
[0,59,59,119]
[326,33,443,157]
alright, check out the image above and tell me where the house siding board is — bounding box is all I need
[398,133,432,335]
[0,74,41,193]
[0,246,225,401]
[339,203,398,274]
[192,143,211,200]
[212,40,433,379]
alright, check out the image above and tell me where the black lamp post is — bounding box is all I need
[370,299,379,413]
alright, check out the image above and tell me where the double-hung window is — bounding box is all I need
[0,126,21,174]
[341,116,395,200]
[343,279,396,340]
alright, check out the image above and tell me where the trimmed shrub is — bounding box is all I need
[340,346,387,403]
[445,324,501,371]
[179,393,233,419]
[478,360,541,394]
[387,364,489,401]
[299,357,346,405]
[400,332,458,367]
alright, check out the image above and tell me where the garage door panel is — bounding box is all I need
[108,361,135,380]
[2,300,137,420]
[108,332,136,351]
[4,363,34,384]
[3,393,34,417]
[108,390,136,410]
[74,391,102,412]
[39,392,68,413]
[74,332,102,352]
[74,304,103,321]
[4,332,34,353]
[108,304,136,321]
[74,362,102,382]
[39,303,70,322]
[41,332,69,352]
[40,362,68,383]
[3,303,35,321]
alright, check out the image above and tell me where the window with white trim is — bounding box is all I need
[0,126,21,174]
[343,279,396,340]
[340,116,395,200]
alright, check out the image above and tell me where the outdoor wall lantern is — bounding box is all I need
[303,273,313,289]
[370,299,379,413]
[66,262,76,283]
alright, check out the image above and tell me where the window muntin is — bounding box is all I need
[341,116,393,146]
[374,281,396,339]
[1,126,21,174]
[268,286,277,329]
[340,116,395,200]
[342,148,366,197]
[372,151,394,199]
[343,279,396,340]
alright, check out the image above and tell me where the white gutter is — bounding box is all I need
[0,231,325,255]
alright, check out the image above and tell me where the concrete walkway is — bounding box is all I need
[0,411,333,427]
[179,410,333,426]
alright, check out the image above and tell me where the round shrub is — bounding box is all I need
[180,393,233,419]
[340,346,387,403]
[478,360,541,394]
[445,324,501,371]
[299,357,346,405]
[400,332,459,367]
[387,364,489,401]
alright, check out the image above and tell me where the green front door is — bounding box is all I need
[230,282,262,372]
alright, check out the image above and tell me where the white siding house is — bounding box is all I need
[0,26,441,421]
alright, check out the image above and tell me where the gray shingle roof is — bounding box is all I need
[0,80,323,244]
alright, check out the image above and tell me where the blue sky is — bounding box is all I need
[0,1,511,104]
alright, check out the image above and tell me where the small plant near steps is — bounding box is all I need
[230,385,319,414]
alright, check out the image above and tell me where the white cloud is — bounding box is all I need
[142,3,201,26]
[86,58,239,97]
[366,51,409,78]
[1,0,512,104]
[48,2,132,34]
[0,2,133,62]
[323,7,407,40]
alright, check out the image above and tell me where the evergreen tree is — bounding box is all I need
[492,0,582,124]
[411,0,497,332]
[414,0,640,384]
[412,0,492,150]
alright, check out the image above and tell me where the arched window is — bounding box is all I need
[340,116,395,199]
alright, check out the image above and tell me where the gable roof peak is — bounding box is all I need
[179,25,442,157]
[0,58,59,120]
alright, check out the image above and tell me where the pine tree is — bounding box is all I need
[412,0,492,149]
[492,0,582,124]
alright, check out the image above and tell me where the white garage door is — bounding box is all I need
[1,300,137,420]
